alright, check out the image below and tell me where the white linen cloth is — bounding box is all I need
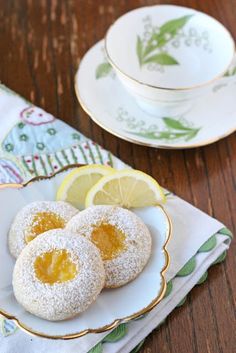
[0,84,231,353]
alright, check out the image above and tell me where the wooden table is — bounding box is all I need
[1,1,235,352]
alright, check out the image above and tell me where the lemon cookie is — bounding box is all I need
[66,205,152,288]
[8,201,78,258]
[13,229,105,321]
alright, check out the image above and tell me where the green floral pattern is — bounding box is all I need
[47,128,57,136]
[213,63,236,92]
[96,62,113,79]
[18,122,25,129]
[95,47,114,79]
[117,107,201,142]
[224,64,236,77]
[136,15,211,71]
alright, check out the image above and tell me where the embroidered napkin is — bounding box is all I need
[0,84,232,353]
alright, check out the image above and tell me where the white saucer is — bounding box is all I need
[75,40,236,149]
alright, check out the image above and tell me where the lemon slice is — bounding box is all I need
[85,169,165,208]
[56,164,115,209]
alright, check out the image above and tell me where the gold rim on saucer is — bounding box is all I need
[74,74,236,149]
[0,164,172,340]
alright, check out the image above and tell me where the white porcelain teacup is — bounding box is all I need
[105,5,235,117]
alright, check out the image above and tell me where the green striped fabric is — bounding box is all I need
[19,142,113,178]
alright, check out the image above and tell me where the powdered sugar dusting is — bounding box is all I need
[66,205,152,288]
[13,229,105,321]
[8,201,78,258]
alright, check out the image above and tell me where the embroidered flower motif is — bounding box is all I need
[47,128,57,135]
[19,134,28,141]
[20,106,55,126]
[36,142,45,150]
[17,122,25,129]
[5,143,14,152]
[72,133,81,140]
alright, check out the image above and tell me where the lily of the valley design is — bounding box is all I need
[129,118,201,141]
[224,63,236,77]
[116,108,201,142]
[95,61,112,79]
[136,14,210,69]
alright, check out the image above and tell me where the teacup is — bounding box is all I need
[105,5,235,117]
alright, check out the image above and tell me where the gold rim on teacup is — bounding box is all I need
[105,5,235,91]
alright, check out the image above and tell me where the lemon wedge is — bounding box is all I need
[56,164,115,209]
[85,169,165,208]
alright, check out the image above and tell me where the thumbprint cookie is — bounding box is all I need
[13,229,105,321]
[66,205,152,288]
[8,201,78,258]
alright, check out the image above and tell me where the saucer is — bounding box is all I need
[75,40,236,149]
[104,5,235,117]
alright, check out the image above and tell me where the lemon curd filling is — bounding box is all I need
[91,223,126,261]
[25,212,65,243]
[34,249,78,285]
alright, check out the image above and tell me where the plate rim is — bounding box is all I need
[0,164,171,340]
[74,39,236,150]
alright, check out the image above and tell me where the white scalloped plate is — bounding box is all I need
[0,166,171,339]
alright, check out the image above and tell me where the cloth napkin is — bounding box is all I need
[0,84,232,353]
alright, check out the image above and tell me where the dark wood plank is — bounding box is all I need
[0,0,235,352]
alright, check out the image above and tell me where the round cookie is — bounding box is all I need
[13,229,105,321]
[66,205,152,288]
[8,201,78,258]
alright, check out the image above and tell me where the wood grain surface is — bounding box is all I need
[0,1,235,352]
